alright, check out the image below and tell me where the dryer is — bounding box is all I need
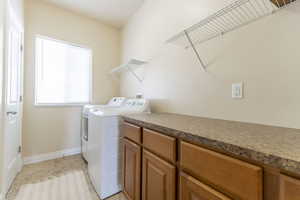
[88,98,150,199]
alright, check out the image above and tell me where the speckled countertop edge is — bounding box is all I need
[122,115,300,176]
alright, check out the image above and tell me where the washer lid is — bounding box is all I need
[90,107,123,116]
[89,98,150,116]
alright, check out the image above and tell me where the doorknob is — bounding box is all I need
[7,111,18,116]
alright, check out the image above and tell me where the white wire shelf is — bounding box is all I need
[110,59,147,83]
[166,0,297,71]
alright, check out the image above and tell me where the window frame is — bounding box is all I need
[34,35,93,107]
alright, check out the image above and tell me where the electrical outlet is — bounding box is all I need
[232,82,243,99]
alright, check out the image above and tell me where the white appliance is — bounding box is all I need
[88,98,150,199]
[81,97,126,162]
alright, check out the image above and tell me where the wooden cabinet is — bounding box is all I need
[180,141,263,200]
[143,128,176,163]
[123,122,142,144]
[270,0,293,7]
[180,172,232,200]
[280,175,300,200]
[122,122,300,200]
[123,139,141,200]
[142,150,176,200]
[264,170,280,200]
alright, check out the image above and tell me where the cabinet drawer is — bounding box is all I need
[280,175,300,200]
[180,141,263,200]
[122,122,142,144]
[143,128,176,163]
[180,172,232,200]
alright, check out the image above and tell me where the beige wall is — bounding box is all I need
[121,0,300,129]
[23,0,120,157]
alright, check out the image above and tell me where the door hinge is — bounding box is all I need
[20,45,23,52]
[20,95,23,102]
[18,146,22,153]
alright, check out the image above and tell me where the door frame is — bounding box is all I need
[1,0,24,195]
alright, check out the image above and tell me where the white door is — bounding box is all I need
[3,4,23,193]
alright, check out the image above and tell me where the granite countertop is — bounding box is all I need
[122,113,300,175]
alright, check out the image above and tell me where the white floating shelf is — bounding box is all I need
[166,0,297,71]
[110,59,147,83]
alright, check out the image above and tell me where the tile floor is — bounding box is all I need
[6,155,127,200]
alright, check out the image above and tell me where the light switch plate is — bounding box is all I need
[232,82,243,99]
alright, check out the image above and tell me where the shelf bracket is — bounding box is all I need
[184,31,206,72]
[128,65,143,83]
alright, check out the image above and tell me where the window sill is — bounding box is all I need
[34,103,90,107]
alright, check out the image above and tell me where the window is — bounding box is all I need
[35,36,92,105]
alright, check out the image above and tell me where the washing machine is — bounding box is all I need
[81,97,126,162]
[88,98,150,199]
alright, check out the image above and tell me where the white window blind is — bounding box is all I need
[35,36,92,105]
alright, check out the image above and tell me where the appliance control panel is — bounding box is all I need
[124,99,150,113]
[108,97,126,106]
[125,99,147,107]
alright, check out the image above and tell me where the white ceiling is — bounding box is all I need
[40,0,145,28]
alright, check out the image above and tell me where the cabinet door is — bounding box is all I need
[180,172,232,200]
[123,139,141,200]
[142,150,176,200]
[280,175,300,200]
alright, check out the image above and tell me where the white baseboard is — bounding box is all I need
[23,147,81,165]
[0,193,4,200]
